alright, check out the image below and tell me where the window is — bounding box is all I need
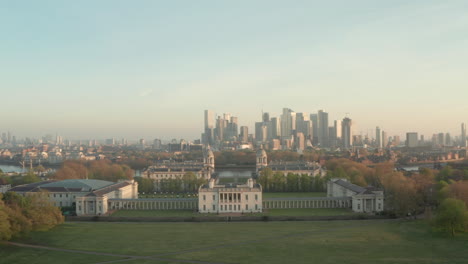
[78,206,81,211]
[246,204,248,210]
[60,194,62,198]
[255,204,258,210]
[255,194,258,201]
[378,204,381,210]
[238,205,240,210]
[358,204,361,210]
[229,205,232,210]
[245,194,248,200]
[203,195,206,201]
[213,195,216,200]
[213,205,215,210]
[54,194,56,197]
[203,205,206,211]
[66,194,68,198]
[60,201,62,206]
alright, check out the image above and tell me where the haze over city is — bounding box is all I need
[1,1,468,140]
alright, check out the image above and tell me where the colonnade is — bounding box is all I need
[108,199,198,210]
[262,197,351,209]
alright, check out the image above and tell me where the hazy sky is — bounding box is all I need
[1,0,468,140]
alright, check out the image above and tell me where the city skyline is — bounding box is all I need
[1,1,468,139]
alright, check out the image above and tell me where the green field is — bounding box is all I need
[263,192,326,198]
[110,208,356,217]
[2,220,468,264]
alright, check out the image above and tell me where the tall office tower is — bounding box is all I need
[271,117,281,139]
[334,120,342,139]
[204,110,214,130]
[280,108,296,140]
[445,133,451,146]
[225,116,238,141]
[310,114,319,145]
[1,133,6,143]
[255,122,264,142]
[375,126,382,148]
[7,131,11,143]
[437,133,445,146]
[296,132,305,151]
[406,132,418,148]
[328,126,336,147]
[215,116,226,142]
[461,123,467,147]
[341,117,353,149]
[153,139,162,149]
[393,135,401,146]
[262,112,270,123]
[240,126,249,142]
[295,112,312,140]
[318,110,329,147]
[382,131,388,148]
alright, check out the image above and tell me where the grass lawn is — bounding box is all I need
[0,244,120,264]
[263,192,326,198]
[3,220,468,264]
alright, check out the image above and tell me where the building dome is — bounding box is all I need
[256,146,266,157]
[205,145,214,158]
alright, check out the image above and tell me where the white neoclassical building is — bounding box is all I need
[198,178,262,214]
[9,179,138,216]
[327,178,384,213]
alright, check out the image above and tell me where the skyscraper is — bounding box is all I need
[318,110,329,147]
[280,108,295,140]
[376,126,382,148]
[204,110,214,130]
[240,126,249,142]
[382,131,388,149]
[342,117,352,149]
[310,113,319,145]
[461,123,467,147]
[406,132,418,148]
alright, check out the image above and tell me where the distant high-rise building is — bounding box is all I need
[382,131,388,148]
[318,110,329,147]
[106,138,115,146]
[280,108,295,140]
[461,123,467,147]
[296,132,305,151]
[204,110,214,130]
[262,112,270,123]
[406,132,418,148]
[240,126,249,142]
[342,117,353,149]
[153,139,162,149]
[437,133,445,146]
[271,117,281,139]
[445,133,451,146]
[310,114,319,145]
[376,126,382,148]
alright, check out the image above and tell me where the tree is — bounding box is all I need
[433,198,468,236]
[0,198,13,241]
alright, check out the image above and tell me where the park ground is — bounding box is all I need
[1,220,468,264]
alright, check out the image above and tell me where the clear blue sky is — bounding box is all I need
[1,0,467,140]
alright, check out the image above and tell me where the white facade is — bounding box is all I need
[327,178,384,213]
[199,178,262,213]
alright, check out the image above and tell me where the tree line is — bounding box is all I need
[135,172,207,194]
[258,168,327,192]
[0,192,64,241]
[53,160,133,182]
